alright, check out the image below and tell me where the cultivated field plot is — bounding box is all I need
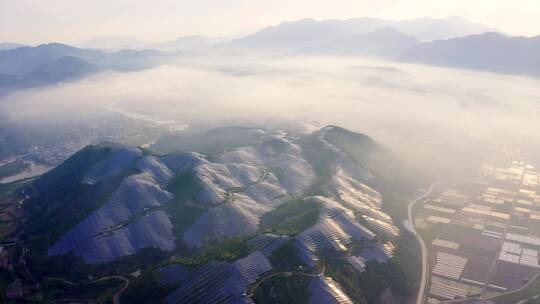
[414,161,540,303]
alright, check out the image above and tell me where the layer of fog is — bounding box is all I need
[2,55,540,176]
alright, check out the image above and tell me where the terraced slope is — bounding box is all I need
[184,134,315,247]
[166,251,273,304]
[22,125,418,303]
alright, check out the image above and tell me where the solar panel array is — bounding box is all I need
[83,147,142,185]
[182,135,316,248]
[347,255,367,273]
[161,151,208,172]
[328,164,399,239]
[330,167,383,211]
[49,169,176,263]
[166,260,231,304]
[136,155,174,185]
[247,234,291,257]
[157,264,189,287]
[183,194,272,248]
[219,251,272,297]
[308,276,354,304]
[218,136,316,197]
[362,215,400,238]
[296,217,351,252]
[166,251,272,304]
[359,242,395,263]
[294,239,320,267]
[294,197,377,265]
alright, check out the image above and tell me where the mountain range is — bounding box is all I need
[400,32,540,76]
[0,42,27,50]
[0,43,174,93]
[298,27,420,58]
[76,16,497,53]
[217,16,499,54]
[1,16,538,94]
[80,36,146,51]
[21,125,421,303]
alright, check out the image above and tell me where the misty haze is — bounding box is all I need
[1,1,540,304]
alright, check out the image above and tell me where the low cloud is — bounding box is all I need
[2,55,540,171]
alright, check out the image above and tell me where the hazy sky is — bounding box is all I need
[1,0,540,44]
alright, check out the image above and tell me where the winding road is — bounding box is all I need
[247,255,325,297]
[407,178,478,304]
[408,187,432,304]
[18,242,130,304]
[92,276,130,304]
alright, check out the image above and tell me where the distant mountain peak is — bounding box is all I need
[296,26,419,58]
[217,16,501,54]
[80,36,145,51]
[38,42,74,48]
[400,31,540,77]
[369,27,409,36]
[0,42,27,50]
[478,31,507,38]
[24,56,99,84]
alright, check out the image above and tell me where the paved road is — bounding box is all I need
[248,255,325,297]
[408,178,478,304]
[19,245,31,277]
[44,277,79,287]
[408,188,432,304]
[517,294,540,304]
[43,274,129,304]
[92,275,130,304]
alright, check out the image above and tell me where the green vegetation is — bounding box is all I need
[26,246,168,284]
[23,144,139,251]
[253,274,311,304]
[166,171,202,202]
[166,204,205,241]
[267,166,286,182]
[390,235,420,292]
[94,247,169,276]
[300,136,338,196]
[0,268,13,302]
[325,258,367,303]
[165,171,206,243]
[25,251,90,282]
[326,255,414,304]
[268,241,304,271]
[259,198,321,236]
[32,143,119,194]
[172,237,253,268]
[194,236,252,262]
[321,234,418,304]
[0,182,28,238]
[0,179,31,197]
[121,269,176,304]
[35,278,119,303]
[0,160,29,179]
[25,170,131,248]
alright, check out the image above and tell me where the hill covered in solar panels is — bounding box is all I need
[21,125,423,303]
